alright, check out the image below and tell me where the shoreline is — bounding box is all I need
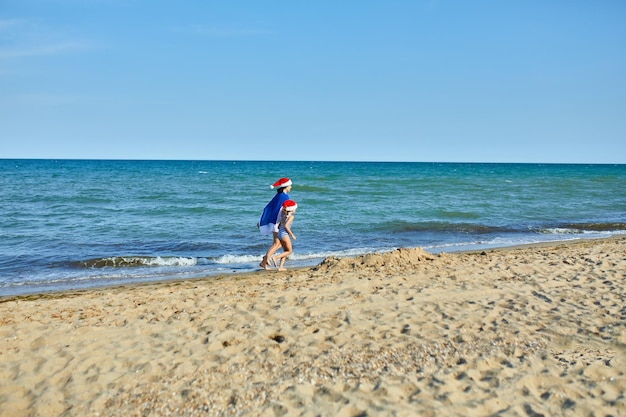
[1,235,624,416]
[2,235,623,302]
[1,234,623,301]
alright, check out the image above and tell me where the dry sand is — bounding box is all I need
[1,236,625,417]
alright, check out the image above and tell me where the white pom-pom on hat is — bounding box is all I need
[270,178,292,189]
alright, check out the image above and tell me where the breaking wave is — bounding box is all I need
[75,256,198,269]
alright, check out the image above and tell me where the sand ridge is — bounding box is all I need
[1,237,625,416]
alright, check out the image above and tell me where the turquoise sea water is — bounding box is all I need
[1,159,625,296]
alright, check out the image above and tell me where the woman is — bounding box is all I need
[258,177,292,269]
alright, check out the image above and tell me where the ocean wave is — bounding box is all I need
[75,256,198,269]
[212,254,261,264]
[384,221,514,234]
[559,222,626,232]
[213,247,396,265]
[73,249,394,270]
[292,247,396,260]
[537,228,588,235]
[423,236,582,253]
[534,222,626,235]
[381,220,626,236]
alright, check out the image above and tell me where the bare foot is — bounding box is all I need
[259,257,271,270]
[277,267,287,271]
[270,257,279,268]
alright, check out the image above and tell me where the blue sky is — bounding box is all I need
[1,1,625,163]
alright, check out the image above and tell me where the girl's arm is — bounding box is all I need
[284,216,296,240]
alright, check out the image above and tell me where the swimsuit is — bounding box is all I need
[277,213,292,240]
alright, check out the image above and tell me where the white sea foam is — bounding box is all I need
[540,228,624,236]
[213,254,261,264]
[91,256,198,268]
[539,228,584,235]
[211,247,395,265]
[149,256,197,267]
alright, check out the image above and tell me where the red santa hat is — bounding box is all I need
[270,178,292,189]
[282,200,298,211]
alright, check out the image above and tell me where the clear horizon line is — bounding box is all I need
[1,157,624,165]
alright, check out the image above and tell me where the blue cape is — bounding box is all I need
[259,192,289,235]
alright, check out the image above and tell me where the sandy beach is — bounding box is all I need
[1,237,624,417]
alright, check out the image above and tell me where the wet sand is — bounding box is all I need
[1,236,625,416]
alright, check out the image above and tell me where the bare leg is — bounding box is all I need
[260,233,281,269]
[272,236,292,271]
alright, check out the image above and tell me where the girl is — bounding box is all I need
[271,200,297,271]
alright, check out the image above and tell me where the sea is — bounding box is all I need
[1,159,625,297]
